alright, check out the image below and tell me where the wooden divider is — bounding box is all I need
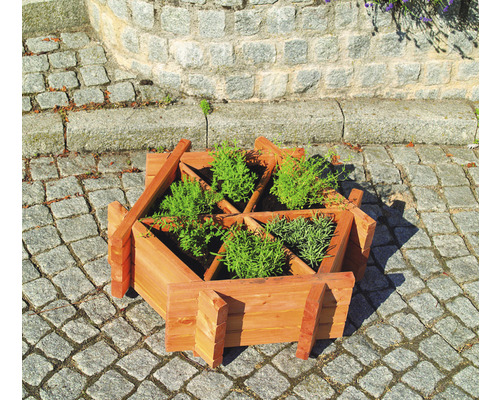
[109,139,191,298]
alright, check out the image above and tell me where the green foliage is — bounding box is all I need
[270,152,344,210]
[209,141,258,203]
[150,176,224,256]
[200,99,211,116]
[266,214,336,270]
[216,225,286,279]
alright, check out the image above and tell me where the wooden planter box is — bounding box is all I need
[108,137,376,367]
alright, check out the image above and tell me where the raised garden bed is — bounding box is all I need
[108,137,376,367]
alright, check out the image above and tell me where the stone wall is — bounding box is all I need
[85,0,479,102]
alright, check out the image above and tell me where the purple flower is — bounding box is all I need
[443,6,448,12]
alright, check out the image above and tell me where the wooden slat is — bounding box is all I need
[110,139,191,298]
[243,159,276,213]
[194,290,228,367]
[296,283,327,360]
[317,211,354,274]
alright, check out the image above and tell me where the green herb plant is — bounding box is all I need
[200,99,211,116]
[266,214,336,270]
[215,224,286,279]
[270,151,346,210]
[149,175,224,257]
[209,141,258,203]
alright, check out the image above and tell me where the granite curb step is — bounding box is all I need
[22,99,479,157]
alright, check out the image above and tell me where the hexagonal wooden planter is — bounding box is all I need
[108,137,376,367]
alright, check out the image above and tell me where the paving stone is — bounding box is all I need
[153,357,199,391]
[23,73,46,94]
[22,181,45,206]
[435,164,469,186]
[30,157,59,180]
[22,340,29,356]
[50,196,89,219]
[46,176,83,201]
[417,146,450,164]
[221,347,264,378]
[467,166,478,186]
[443,186,477,209]
[79,294,116,324]
[395,227,432,250]
[419,334,462,371]
[408,292,444,325]
[97,153,131,172]
[358,265,390,292]
[48,51,77,69]
[341,336,381,366]
[371,245,407,273]
[347,292,377,328]
[62,318,100,344]
[405,249,442,278]
[404,164,438,186]
[23,96,32,112]
[434,385,473,400]
[87,370,134,400]
[56,214,99,243]
[272,343,315,378]
[367,163,402,185]
[337,386,369,400]
[432,316,476,350]
[40,299,76,327]
[125,187,143,207]
[452,366,478,398]
[36,331,74,361]
[52,267,95,302]
[254,342,288,356]
[127,381,166,400]
[82,256,111,286]
[22,353,54,386]
[23,259,40,283]
[245,364,290,400]
[36,91,69,109]
[446,296,478,329]
[144,329,167,357]
[70,236,108,264]
[74,87,105,106]
[22,204,53,231]
[446,255,478,283]
[57,153,97,176]
[382,347,418,371]
[371,224,394,247]
[34,245,76,275]
[23,277,58,308]
[421,212,456,235]
[388,146,420,164]
[426,275,462,301]
[433,234,470,258]
[462,343,478,367]
[388,312,426,340]
[402,361,445,397]
[359,366,393,398]
[363,146,392,163]
[79,45,107,65]
[382,383,423,400]
[102,317,142,351]
[83,175,121,191]
[23,225,62,255]
[48,71,79,90]
[72,340,118,375]
[23,54,50,73]
[22,312,51,345]
[116,348,160,380]
[367,289,407,318]
[60,32,90,49]
[388,271,425,297]
[39,368,86,400]
[451,211,478,234]
[411,187,446,211]
[462,280,479,306]
[365,323,402,349]
[80,65,110,86]
[187,371,233,400]
[293,373,335,400]
[127,301,164,334]
[107,81,136,102]
[448,148,478,166]
[322,353,362,384]
[26,36,60,53]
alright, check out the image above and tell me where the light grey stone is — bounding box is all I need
[342,336,381,366]
[107,81,136,102]
[267,7,295,33]
[259,72,288,99]
[451,211,478,234]
[388,312,425,340]
[302,7,327,31]
[161,6,190,35]
[284,39,308,65]
[427,275,462,301]
[446,296,478,329]
[187,371,233,400]
[452,366,478,398]
[325,66,353,89]
[446,255,478,284]
[243,41,276,64]
[367,163,401,184]
[121,26,140,53]
[46,176,83,201]
[22,312,51,345]
[131,0,154,29]
[378,32,406,57]
[22,354,53,386]
[421,212,456,235]
[408,292,444,325]
[360,63,387,87]
[293,69,320,93]
[22,181,45,207]
[293,374,335,400]
[173,41,204,67]
[209,43,234,68]
[235,10,262,36]
[443,186,477,209]
[365,324,402,349]
[127,381,166,400]
[147,35,168,63]
[359,366,393,398]
[335,1,358,28]
[419,335,462,371]
[74,88,104,106]
[23,259,40,283]
[56,214,99,242]
[433,234,469,258]
[188,74,215,97]
[155,69,181,90]
[226,76,254,100]
[462,343,479,367]
[108,0,129,21]
[23,54,49,73]
[412,187,446,212]
[348,35,370,59]
[86,370,134,400]
[434,385,473,400]
[36,91,69,109]
[23,73,46,94]
[433,316,475,350]
[388,146,420,164]
[48,51,77,69]
[369,289,407,318]
[463,279,479,306]
[402,361,445,397]
[448,31,475,55]
[34,245,76,275]
[88,188,127,209]
[102,317,142,351]
[62,318,99,344]
[338,386,369,400]
[199,10,225,38]
[220,347,264,378]
[153,357,199,391]
[61,32,90,49]
[382,383,423,400]
[23,226,61,256]
[425,61,452,85]
[117,349,160,380]
[404,164,438,186]
[272,344,315,378]
[405,248,442,277]
[26,36,59,53]
[322,354,362,384]
[80,65,110,86]
[382,348,418,371]
[23,96,32,112]
[40,368,86,400]
[70,236,108,264]
[457,61,479,81]
[245,364,290,400]
[22,204,53,231]
[83,256,111,286]
[127,301,164,334]
[39,299,76,327]
[79,45,107,65]
[72,340,118,375]
[30,156,59,180]
[52,267,95,302]
[36,331,74,361]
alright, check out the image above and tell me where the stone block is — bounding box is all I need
[48,71,79,90]
[66,106,205,152]
[23,55,49,73]
[302,7,327,31]
[60,32,90,49]
[225,76,254,100]
[161,6,190,35]
[267,7,296,34]
[198,10,226,38]
[457,61,479,81]
[173,41,205,68]
[334,1,358,28]
[360,63,387,87]
[78,45,107,65]
[378,32,407,57]
[243,41,276,64]
[187,74,216,98]
[235,10,262,36]
[395,63,421,86]
[48,51,77,69]
[315,36,339,61]
[107,81,136,102]
[22,0,89,34]
[325,66,353,89]
[425,61,452,85]
[80,65,110,86]
[131,0,154,29]
[292,69,320,93]
[284,39,308,65]
[209,100,343,147]
[22,97,32,112]
[341,99,477,144]
[154,68,181,90]
[259,72,288,99]
[148,35,168,63]
[22,73,46,94]
[36,92,69,109]
[216,0,243,6]
[109,0,129,21]
[121,26,140,53]
[348,35,371,59]
[210,43,234,67]
[73,87,105,106]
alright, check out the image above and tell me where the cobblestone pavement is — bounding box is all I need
[22,141,479,400]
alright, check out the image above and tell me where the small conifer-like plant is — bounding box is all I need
[209,141,258,203]
[216,224,286,279]
[270,152,344,210]
[149,176,224,257]
[266,214,336,270]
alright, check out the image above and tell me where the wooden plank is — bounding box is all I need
[243,159,276,213]
[194,290,228,367]
[342,242,371,282]
[109,139,191,298]
[317,211,354,274]
[296,283,327,360]
[253,136,304,165]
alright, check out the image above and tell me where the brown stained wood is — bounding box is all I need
[253,136,302,165]
[342,242,371,282]
[194,290,228,367]
[317,212,354,274]
[243,159,276,213]
[296,283,327,360]
[203,241,227,281]
[110,139,191,298]
[243,216,315,276]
